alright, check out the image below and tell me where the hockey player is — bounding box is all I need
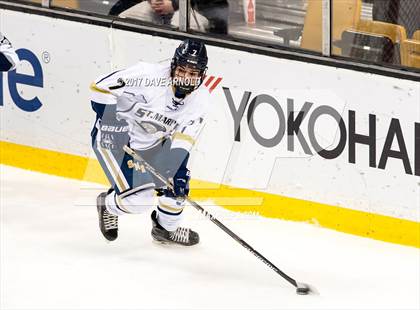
[0,33,19,72]
[90,39,209,246]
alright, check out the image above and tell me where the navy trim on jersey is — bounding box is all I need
[91,101,107,119]
[96,69,122,84]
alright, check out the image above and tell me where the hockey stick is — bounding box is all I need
[123,145,316,295]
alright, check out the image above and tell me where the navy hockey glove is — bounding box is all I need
[163,148,190,197]
[171,168,190,197]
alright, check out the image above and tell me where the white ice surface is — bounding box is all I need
[1,165,419,310]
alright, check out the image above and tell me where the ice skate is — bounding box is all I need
[97,192,118,241]
[151,210,199,246]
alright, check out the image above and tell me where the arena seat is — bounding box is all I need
[300,0,362,53]
[401,39,420,69]
[338,19,407,64]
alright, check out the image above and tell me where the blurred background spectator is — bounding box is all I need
[109,0,229,34]
[22,0,419,69]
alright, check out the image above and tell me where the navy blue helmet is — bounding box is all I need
[171,39,208,96]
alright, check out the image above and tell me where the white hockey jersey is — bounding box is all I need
[90,61,210,152]
[0,33,19,71]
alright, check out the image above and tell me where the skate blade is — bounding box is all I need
[100,236,117,244]
[151,237,181,246]
[152,239,170,245]
[151,238,198,247]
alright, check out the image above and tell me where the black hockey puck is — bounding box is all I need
[296,283,310,295]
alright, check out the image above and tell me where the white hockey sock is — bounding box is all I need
[156,196,185,231]
[105,189,156,215]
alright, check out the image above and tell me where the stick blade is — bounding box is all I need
[296,282,319,295]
